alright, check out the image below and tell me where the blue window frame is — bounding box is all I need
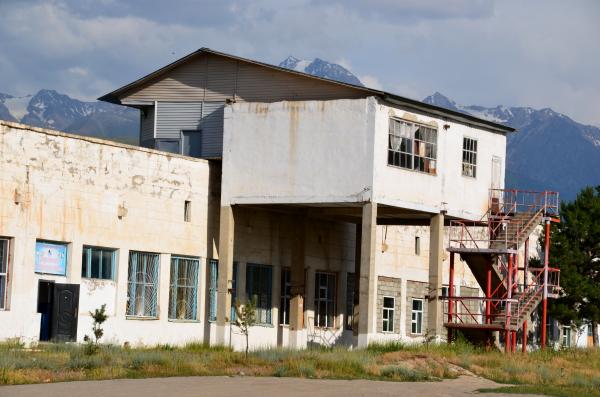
[169,256,200,320]
[208,259,218,322]
[82,246,116,280]
[127,251,159,318]
[246,264,272,325]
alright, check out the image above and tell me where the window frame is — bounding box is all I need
[208,259,218,322]
[246,263,273,326]
[388,118,438,175]
[462,137,478,178]
[126,251,160,319]
[382,296,395,333]
[0,238,9,310]
[280,268,291,325]
[314,272,337,329]
[411,298,424,335]
[81,246,117,280]
[562,326,571,348]
[168,255,200,321]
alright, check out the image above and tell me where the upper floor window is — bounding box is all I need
[462,137,478,178]
[388,118,437,175]
[82,246,116,280]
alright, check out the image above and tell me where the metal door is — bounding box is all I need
[51,283,80,342]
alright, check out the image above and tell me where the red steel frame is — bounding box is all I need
[446,189,560,353]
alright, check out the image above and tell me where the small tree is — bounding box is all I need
[84,304,108,354]
[234,298,257,359]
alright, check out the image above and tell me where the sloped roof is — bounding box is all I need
[99,47,515,133]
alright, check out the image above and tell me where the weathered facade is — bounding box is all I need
[1,48,523,349]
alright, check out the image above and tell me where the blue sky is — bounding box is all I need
[1,0,599,125]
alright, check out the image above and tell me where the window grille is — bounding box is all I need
[280,268,291,325]
[246,264,272,325]
[345,273,355,330]
[462,137,478,177]
[388,119,437,174]
[169,256,199,320]
[82,246,116,280]
[127,251,160,318]
[382,296,395,332]
[208,259,218,322]
[314,272,336,328]
[0,239,8,310]
[411,298,424,334]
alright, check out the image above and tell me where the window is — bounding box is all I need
[0,239,8,310]
[280,268,291,325]
[246,264,272,325]
[562,326,571,348]
[415,236,421,256]
[81,246,116,280]
[411,298,423,334]
[346,273,355,330]
[126,251,160,318]
[388,118,437,175]
[462,137,477,177]
[231,262,238,321]
[314,272,336,328]
[184,201,191,222]
[382,297,395,332]
[208,259,218,322]
[169,256,199,320]
[155,139,180,154]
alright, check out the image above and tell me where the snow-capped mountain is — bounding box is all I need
[424,92,600,201]
[279,56,364,87]
[0,89,138,144]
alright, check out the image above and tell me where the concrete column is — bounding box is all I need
[289,214,307,349]
[216,205,235,345]
[357,202,377,348]
[427,212,444,341]
[352,224,361,336]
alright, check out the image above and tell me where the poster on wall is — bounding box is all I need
[35,241,67,276]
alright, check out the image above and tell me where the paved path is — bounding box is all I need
[0,376,546,397]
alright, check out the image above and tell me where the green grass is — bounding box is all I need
[0,339,599,397]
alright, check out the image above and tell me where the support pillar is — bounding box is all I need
[522,321,528,353]
[216,206,235,345]
[486,268,492,324]
[447,252,455,343]
[289,214,306,349]
[357,202,377,348]
[506,253,513,353]
[353,225,361,336]
[512,330,517,352]
[541,220,551,350]
[428,212,445,341]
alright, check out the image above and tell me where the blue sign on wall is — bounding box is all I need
[35,241,67,276]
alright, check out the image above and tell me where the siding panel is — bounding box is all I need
[140,105,155,142]
[122,53,367,104]
[156,102,203,139]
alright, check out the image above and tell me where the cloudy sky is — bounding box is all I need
[1,0,599,125]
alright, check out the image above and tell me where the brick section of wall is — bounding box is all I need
[406,280,428,337]
[376,276,401,333]
[460,286,481,321]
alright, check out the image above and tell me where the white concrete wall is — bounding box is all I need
[221,98,377,205]
[372,101,507,220]
[0,121,216,346]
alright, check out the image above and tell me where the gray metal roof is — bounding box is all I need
[98,47,515,134]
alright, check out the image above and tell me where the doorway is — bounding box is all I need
[37,280,80,342]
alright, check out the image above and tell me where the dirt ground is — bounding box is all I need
[0,375,548,397]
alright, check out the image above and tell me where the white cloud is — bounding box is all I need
[360,75,383,90]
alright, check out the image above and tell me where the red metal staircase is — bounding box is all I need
[445,189,560,352]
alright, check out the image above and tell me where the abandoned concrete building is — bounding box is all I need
[0,49,567,351]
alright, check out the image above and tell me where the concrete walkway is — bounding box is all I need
[0,376,546,397]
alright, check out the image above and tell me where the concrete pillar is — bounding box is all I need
[428,212,444,341]
[352,224,361,336]
[357,202,377,348]
[216,205,234,345]
[289,214,307,349]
